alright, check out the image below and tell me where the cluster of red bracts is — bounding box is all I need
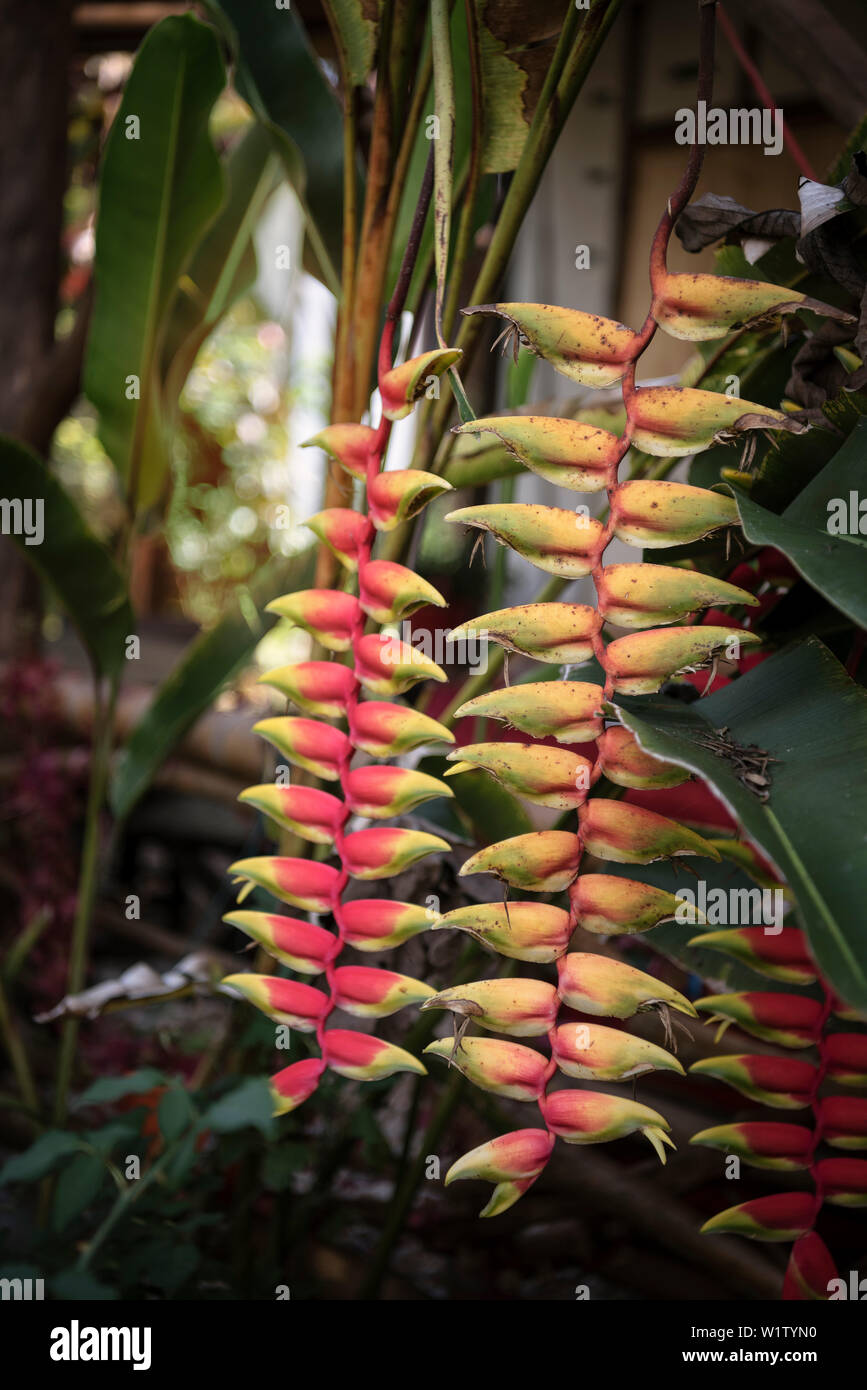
[422,262,858,1244]
[219,231,864,1284]
[222,345,460,1112]
[421,952,693,1211]
[689,919,867,1298]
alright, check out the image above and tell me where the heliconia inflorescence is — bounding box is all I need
[218,9,862,1292]
[416,60,853,1229]
[221,311,461,1109]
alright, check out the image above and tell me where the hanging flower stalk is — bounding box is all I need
[222,165,463,1112]
[689,932,867,1298]
[420,0,851,1218]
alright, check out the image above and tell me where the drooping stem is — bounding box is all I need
[646,0,718,296]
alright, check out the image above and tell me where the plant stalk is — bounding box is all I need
[53,675,119,1125]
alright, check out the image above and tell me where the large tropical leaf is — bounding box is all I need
[0,438,132,678]
[83,15,226,505]
[160,121,280,403]
[611,639,867,1011]
[732,417,867,627]
[110,548,315,818]
[207,0,345,293]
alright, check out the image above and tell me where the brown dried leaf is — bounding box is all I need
[675,194,799,254]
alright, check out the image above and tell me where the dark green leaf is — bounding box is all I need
[613,639,867,1011]
[73,1068,167,1109]
[84,1123,139,1155]
[0,438,133,677]
[84,15,226,505]
[157,1087,195,1143]
[0,1131,85,1186]
[448,768,533,844]
[53,1153,106,1233]
[203,1078,276,1138]
[163,1132,199,1190]
[604,858,808,994]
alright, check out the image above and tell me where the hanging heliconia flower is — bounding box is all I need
[221,328,460,1110]
[420,0,854,1227]
[218,4,861,1291]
